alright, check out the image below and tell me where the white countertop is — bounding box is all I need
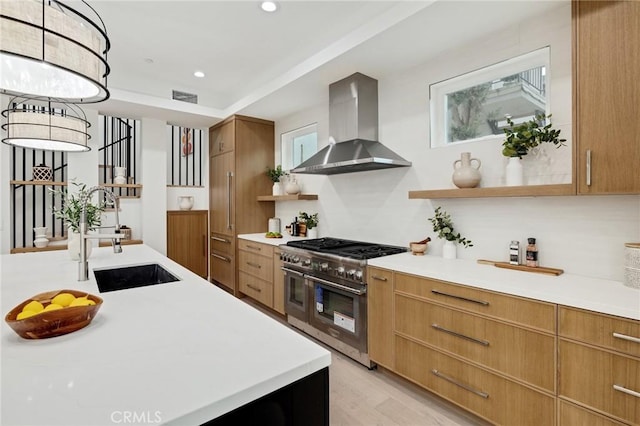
[369,253,640,321]
[1,245,330,426]
[237,233,308,247]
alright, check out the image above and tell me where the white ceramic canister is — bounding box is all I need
[623,243,640,289]
[268,218,281,234]
[33,227,49,248]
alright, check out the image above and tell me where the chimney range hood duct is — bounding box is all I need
[291,73,411,175]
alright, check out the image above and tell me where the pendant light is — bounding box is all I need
[0,0,110,104]
[2,95,91,152]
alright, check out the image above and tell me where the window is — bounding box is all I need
[281,123,317,170]
[430,47,550,147]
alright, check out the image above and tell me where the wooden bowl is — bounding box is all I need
[5,289,103,339]
[410,242,429,256]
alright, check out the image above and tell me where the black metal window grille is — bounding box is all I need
[99,114,139,197]
[168,125,203,187]
[10,117,68,250]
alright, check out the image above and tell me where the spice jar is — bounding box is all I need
[526,238,538,267]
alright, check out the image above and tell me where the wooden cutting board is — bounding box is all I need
[477,259,564,276]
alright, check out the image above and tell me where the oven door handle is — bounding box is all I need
[308,275,366,296]
[281,267,305,277]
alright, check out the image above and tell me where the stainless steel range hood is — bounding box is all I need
[291,73,411,175]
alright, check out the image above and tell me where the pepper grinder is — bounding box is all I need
[291,217,300,237]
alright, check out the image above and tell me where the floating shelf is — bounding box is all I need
[408,184,575,199]
[10,180,67,186]
[100,183,143,189]
[257,194,318,201]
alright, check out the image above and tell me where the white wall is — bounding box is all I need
[274,3,640,282]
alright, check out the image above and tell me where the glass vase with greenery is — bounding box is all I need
[266,165,288,183]
[428,206,473,248]
[49,182,106,233]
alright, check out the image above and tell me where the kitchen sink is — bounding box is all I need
[93,263,180,293]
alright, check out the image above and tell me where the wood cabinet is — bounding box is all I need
[574,0,640,195]
[558,306,640,425]
[166,210,208,278]
[367,267,394,369]
[238,239,285,313]
[209,116,275,294]
[368,271,557,425]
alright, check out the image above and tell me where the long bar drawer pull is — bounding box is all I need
[432,369,489,399]
[432,323,490,346]
[246,245,262,251]
[613,332,640,344]
[246,284,262,293]
[211,236,229,243]
[246,262,261,269]
[431,290,489,306]
[211,253,231,262]
[613,384,640,398]
[371,275,388,282]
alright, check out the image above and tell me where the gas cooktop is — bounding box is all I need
[286,237,407,260]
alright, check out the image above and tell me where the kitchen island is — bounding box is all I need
[1,245,331,425]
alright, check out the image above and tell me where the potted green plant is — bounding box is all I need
[49,182,106,260]
[501,113,566,186]
[266,165,288,195]
[428,206,472,259]
[298,211,319,238]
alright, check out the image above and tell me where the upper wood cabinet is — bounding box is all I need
[167,210,208,278]
[574,0,640,195]
[208,115,275,295]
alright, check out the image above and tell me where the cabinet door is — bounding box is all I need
[575,1,640,194]
[368,267,394,369]
[209,151,235,236]
[167,211,208,278]
[273,248,285,315]
[209,120,234,156]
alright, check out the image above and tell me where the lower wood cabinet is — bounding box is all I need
[166,210,208,278]
[237,239,284,314]
[367,267,395,369]
[559,400,627,426]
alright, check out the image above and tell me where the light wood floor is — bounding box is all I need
[242,298,488,426]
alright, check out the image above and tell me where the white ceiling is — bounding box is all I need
[87,0,566,128]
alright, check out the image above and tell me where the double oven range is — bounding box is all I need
[280,238,406,368]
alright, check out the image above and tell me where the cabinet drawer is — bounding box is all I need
[210,251,234,293]
[395,273,555,333]
[239,271,273,307]
[238,239,274,258]
[210,233,234,255]
[395,294,555,392]
[238,250,273,281]
[395,336,555,426]
[559,306,640,358]
[559,339,640,424]
[559,400,627,426]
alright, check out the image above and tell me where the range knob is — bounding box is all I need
[302,259,311,266]
[292,256,300,263]
[355,270,363,281]
[320,262,329,272]
[336,266,345,276]
[347,269,356,278]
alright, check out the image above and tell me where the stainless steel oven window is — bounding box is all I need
[283,268,308,322]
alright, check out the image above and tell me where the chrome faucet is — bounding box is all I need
[78,186,123,281]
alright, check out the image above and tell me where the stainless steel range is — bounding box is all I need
[280,238,407,368]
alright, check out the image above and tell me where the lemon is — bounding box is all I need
[43,303,63,312]
[69,297,93,307]
[22,300,44,314]
[16,310,39,320]
[52,293,76,307]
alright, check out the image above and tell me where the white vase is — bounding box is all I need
[178,195,194,210]
[452,152,481,188]
[272,182,283,196]
[114,167,127,184]
[68,230,92,261]
[442,240,457,259]
[285,177,300,195]
[307,228,318,239]
[33,227,49,248]
[505,157,524,186]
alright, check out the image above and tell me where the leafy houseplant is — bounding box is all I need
[266,165,288,183]
[49,182,106,233]
[501,113,566,158]
[298,211,319,229]
[428,207,473,248]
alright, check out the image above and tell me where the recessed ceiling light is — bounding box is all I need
[194,71,205,78]
[144,58,154,64]
[261,1,277,12]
